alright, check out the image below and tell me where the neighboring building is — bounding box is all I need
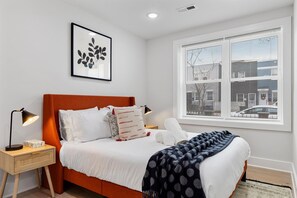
[231,60,278,112]
[187,60,278,115]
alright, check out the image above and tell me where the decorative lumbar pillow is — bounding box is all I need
[104,105,139,141]
[59,107,111,142]
[109,105,137,115]
[105,111,119,140]
[114,107,147,141]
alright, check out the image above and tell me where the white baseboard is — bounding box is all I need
[248,156,293,172]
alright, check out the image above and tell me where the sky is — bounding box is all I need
[187,35,278,66]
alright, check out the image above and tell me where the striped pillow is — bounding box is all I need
[114,107,147,141]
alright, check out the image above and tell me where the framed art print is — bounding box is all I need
[71,23,112,81]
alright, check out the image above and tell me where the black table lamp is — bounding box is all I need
[143,105,152,115]
[6,108,39,151]
[141,105,152,127]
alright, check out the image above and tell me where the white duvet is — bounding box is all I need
[60,130,250,198]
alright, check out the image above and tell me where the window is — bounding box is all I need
[185,43,222,117]
[185,33,279,119]
[174,17,291,131]
[272,90,278,103]
[238,72,245,78]
[236,93,245,102]
[206,90,214,101]
[191,92,197,101]
[230,35,278,118]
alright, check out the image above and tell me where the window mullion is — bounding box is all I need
[230,76,278,82]
[277,31,283,122]
[221,39,230,118]
[186,79,222,84]
[181,47,186,117]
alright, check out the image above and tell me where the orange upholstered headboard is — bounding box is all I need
[42,94,135,152]
[42,94,135,193]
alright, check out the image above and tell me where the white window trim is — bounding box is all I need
[173,17,291,132]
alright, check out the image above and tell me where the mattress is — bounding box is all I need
[60,130,250,198]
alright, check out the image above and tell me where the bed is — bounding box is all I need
[42,94,250,198]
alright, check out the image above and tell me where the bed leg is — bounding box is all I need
[241,171,246,182]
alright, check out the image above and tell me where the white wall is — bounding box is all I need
[147,6,293,167]
[0,0,147,196]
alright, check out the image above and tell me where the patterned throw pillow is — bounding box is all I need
[114,107,147,141]
[105,111,120,140]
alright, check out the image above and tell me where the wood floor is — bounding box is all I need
[247,165,293,188]
[15,165,293,198]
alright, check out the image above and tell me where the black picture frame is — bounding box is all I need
[71,23,112,81]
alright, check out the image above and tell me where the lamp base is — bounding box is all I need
[5,144,23,151]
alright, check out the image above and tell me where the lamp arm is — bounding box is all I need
[8,108,24,148]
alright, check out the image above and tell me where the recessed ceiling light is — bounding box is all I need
[89,32,96,36]
[147,12,158,19]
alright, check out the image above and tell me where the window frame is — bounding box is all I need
[173,17,291,132]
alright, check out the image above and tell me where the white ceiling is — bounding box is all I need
[63,0,293,40]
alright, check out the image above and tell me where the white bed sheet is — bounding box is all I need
[60,130,250,198]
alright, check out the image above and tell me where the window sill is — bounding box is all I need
[177,116,291,132]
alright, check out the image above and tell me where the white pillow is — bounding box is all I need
[59,107,111,142]
[59,107,98,141]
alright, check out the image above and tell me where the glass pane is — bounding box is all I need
[230,80,278,119]
[206,91,213,100]
[231,36,278,78]
[186,83,221,116]
[237,93,244,102]
[186,45,222,81]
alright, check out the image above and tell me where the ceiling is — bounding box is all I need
[63,0,293,40]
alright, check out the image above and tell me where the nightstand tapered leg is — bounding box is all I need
[12,174,20,198]
[0,171,8,197]
[35,169,41,188]
[45,166,55,197]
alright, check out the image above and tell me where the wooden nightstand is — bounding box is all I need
[145,125,158,129]
[0,145,56,198]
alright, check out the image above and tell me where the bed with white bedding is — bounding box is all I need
[42,94,250,198]
[60,129,250,198]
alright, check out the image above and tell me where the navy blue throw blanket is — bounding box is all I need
[142,130,238,198]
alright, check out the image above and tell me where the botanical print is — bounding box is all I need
[71,23,112,81]
[77,37,107,69]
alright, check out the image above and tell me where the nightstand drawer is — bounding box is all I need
[14,149,54,173]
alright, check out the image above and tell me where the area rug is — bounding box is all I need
[233,179,293,198]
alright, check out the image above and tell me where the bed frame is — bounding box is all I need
[42,94,247,198]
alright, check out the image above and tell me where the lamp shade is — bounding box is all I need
[144,105,152,115]
[22,110,39,126]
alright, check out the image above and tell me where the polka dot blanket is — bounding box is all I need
[142,130,238,198]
